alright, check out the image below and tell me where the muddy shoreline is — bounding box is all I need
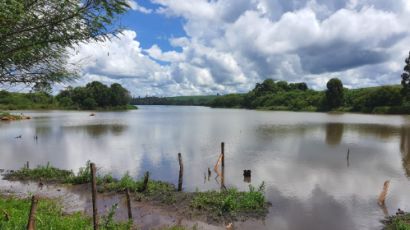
[0,174,268,230]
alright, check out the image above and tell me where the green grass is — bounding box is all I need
[4,162,269,222]
[0,196,130,230]
[4,163,73,183]
[5,163,175,194]
[191,183,267,217]
[384,214,410,230]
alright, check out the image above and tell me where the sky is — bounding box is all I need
[66,0,410,96]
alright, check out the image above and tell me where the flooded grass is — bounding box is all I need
[0,195,130,230]
[3,162,269,223]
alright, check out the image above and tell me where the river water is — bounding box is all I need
[1,106,410,229]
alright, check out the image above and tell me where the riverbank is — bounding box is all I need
[1,163,269,229]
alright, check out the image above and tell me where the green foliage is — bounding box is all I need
[402,51,410,100]
[208,79,408,114]
[0,90,57,110]
[4,163,73,183]
[0,196,130,229]
[0,0,130,85]
[325,78,344,109]
[132,95,218,106]
[384,214,410,230]
[56,81,132,110]
[209,94,244,108]
[0,81,133,110]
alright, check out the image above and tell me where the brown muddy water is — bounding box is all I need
[1,106,410,229]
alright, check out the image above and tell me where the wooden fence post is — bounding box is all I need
[221,142,225,168]
[125,188,133,222]
[178,153,183,191]
[141,171,149,192]
[27,195,38,230]
[221,142,225,190]
[90,163,98,230]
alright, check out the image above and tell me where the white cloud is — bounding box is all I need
[65,0,410,96]
[145,44,185,62]
[126,0,153,14]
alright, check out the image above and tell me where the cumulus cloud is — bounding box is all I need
[126,0,153,14]
[66,0,410,96]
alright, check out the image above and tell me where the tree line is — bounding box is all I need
[0,81,134,110]
[134,52,410,114]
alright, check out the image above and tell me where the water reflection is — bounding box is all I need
[325,123,344,146]
[63,124,127,137]
[401,127,410,176]
[1,108,410,230]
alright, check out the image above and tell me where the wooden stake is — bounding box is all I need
[125,188,133,221]
[90,163,98,230]
[141,171,149,192]
[178,153,183,191]
[221,142,225,168]
[27,195,38,230]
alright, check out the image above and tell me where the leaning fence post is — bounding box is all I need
[178,153,183,191]
[125,188,133,222]
[27,195,38,230]
[90,163,98,230]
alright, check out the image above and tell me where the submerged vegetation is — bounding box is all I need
[3,162,269,223]
[0,81,136,111]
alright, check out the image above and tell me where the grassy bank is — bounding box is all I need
[383,213,410,230]
[4,163,269,222]
[0,195,131,230]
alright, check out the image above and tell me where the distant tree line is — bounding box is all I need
[209,78,409,114]
[0,81,134,110]
[131,95,217,106]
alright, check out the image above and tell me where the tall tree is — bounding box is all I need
[325,78,344,109]
[402,51,410,100]
[0,0,130,85]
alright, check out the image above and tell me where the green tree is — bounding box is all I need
[325,78,344,109]
[253,79,277,96]
[402,51,410,100]
[0,0,130,85]
[85,81,111,107]
[110,83,131,106]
